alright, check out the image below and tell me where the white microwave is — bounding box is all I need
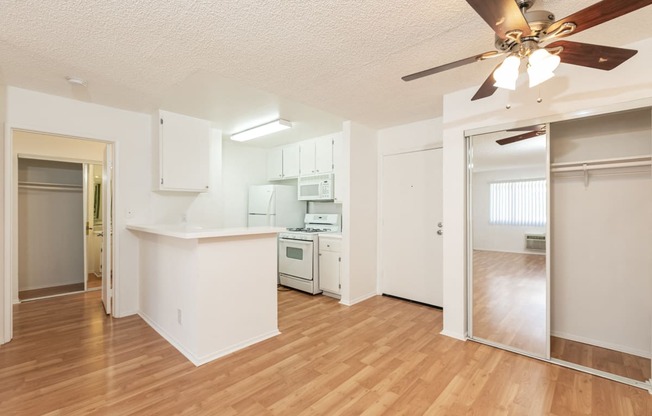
[298,173,334,201]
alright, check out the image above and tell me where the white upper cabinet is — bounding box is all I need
[267,147,283,180]
[283,144,301,178]
[157,110,211,192]
[267,143,300,181]
[300,134,335,176]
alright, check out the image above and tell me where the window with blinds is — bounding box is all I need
[489,179,546,227]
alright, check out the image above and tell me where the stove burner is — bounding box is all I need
[285,227,329,233]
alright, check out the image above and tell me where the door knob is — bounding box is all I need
[437,229,443,235]
[437,222,443,228]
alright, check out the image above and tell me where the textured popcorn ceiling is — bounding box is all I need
[1,1,651,146]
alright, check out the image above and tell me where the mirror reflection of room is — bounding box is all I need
[470,127,547,358]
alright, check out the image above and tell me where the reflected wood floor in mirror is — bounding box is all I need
[473,250,547,356]
[2,290,651,414]
[552,337,651,382]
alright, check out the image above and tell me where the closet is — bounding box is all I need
[18,158,85,300]
[467,105,652,390]
[549,109,652,383]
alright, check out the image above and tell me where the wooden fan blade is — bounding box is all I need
[506,124,546,132]
[496,130,542,146]
[548,40,638,71]
[546,0,652,37]
[402,51,501,81]
[471,63,501,101]
[466,0,531,39]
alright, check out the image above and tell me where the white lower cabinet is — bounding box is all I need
[318,236,341,296]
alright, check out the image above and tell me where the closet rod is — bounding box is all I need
[18,181,83,191]
[551,160,651,173]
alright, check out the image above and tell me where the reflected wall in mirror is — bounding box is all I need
[91,164,102,227]
[469,127,548,358]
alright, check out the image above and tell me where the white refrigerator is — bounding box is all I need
[248,185,306,227]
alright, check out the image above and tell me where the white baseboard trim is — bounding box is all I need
[194,330,281,366]
[138,311,201,366]
[552,330,651,359]
[139,311,281,367]
[342,291,377,306]
[439,329,467,341]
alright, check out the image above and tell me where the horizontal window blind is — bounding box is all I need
[489,179,546,227]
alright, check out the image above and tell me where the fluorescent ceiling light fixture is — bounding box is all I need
[230,119,292,142]
[493,55,521,90]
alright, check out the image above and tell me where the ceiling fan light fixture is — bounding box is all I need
[528,48,561,73]
[527,48,560,88]
[493,55,521,90]
[527,65,555,87]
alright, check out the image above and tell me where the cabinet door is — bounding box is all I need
[319,249,340,294]
[283,144,301,178]
[267,147,284,180]
[299,140,316,175]
[159,111,211,192]
[315,135,334,174]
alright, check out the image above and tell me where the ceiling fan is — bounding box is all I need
[496,124,546,145]
[402,0,652,100]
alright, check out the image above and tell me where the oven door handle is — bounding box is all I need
[279,238,314,246]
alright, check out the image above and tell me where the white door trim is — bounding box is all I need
[3,127,117,344]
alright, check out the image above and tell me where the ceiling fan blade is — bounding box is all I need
[471,63,501,101]
[546,0,652,37]
[402,51,501,81]
[506,124,546,132]
[548,40,638,70]
[466,0,531,39]
[496,130,543,146]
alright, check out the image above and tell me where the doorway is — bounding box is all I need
[380,147,444,307]
[10,130,113,310]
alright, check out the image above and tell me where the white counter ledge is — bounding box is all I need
[129,223,281,366]
[126,223,285,239]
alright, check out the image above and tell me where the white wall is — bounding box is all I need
[4,87,151,320]
[441,37,652,339]
[341,121,378,305]
[378,118,443,155]
[472,167,546,254]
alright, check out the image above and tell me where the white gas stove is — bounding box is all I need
[278,214,340,294]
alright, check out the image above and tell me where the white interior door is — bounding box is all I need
[82,164,89,291]
[381,148,443,307]
[101,147,113,315]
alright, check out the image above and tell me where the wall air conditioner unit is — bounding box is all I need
[525,234,546,251]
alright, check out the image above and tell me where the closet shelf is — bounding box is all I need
[550,155,652,173]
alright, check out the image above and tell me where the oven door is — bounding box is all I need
[278,238,314,281]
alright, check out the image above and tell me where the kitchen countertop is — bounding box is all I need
[126,223,286,240]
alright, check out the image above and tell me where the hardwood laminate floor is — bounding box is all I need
[552,336,652,383]
[87,273,102,290]
[1,290,650,415]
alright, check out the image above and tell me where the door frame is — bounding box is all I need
[3,127,117,343]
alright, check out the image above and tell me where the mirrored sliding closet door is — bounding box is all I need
[467,126,549,358]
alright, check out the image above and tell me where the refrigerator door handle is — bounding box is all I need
[266,190,275,226]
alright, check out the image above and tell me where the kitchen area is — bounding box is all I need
[128,109,350,366]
